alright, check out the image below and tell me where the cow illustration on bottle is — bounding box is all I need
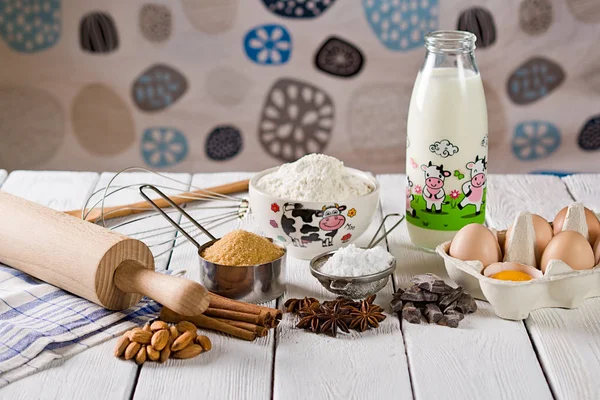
[281,203,347,247]
[421,161,451,213]
[458,155,487,215]
[406,176,416,217]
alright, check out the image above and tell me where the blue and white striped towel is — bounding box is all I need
[0,263,162,388]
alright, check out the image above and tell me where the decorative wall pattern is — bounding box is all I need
[0,0,599,174]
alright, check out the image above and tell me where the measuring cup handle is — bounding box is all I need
[366,213,405,249]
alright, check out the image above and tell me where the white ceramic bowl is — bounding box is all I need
[249,167,380,260]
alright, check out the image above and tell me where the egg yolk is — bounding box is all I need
[490,271,532,282]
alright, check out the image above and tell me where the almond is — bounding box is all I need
[142,323,152,332]
[124,342,141,360]
[146,345,160,361]
[176,321,197,334]
[173,344,203,359]
[129,329,153,345]
[150,320,168,331]
[159,345,171,363]
[195,335,212,352]
[151,329,170,351]
[169,325,180,341]
[171,331,195,352]
[135,346,147,365]
[114,335,131,357]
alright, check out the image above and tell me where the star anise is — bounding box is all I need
[284,297,320,313]
[318,303,352,337]
[349,298,387,332]
[296,305,321,333]
[297,301,321,317]
[322,296,360,312]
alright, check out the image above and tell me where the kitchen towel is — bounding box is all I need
[0,263,161,388]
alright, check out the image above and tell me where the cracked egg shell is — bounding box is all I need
[504,214,553,266]
[540,230,595,273]
[594,236,600,265]
[553,206,600,245]
[449,224,501,267]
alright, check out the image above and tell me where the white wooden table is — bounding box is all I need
[0,170,599,400]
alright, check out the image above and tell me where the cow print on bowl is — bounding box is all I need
[281,202,347,248]
[314,36,365,78]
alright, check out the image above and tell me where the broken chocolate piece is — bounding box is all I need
[454,293,478,314]
[424,304,443,323]
[390,297,403,314]
[400,286,438,302]
[438,287,464,310]
[401,302,422,324]
[411,273,454,294]
[442,310,464,328]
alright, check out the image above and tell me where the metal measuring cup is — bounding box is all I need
[309,213,404,299]
[139,185,286,303]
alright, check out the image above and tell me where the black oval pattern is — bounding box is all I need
[80,12,119,53]
[314,36,364,78]
[520,0,553,36]
[131,64,188,112]
[578,116,600,151]
[456,7,496,48]
[205,125,244,161]
[261,0,336,19]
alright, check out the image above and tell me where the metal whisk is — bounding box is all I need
[68,167,250,260]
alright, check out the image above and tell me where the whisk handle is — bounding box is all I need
[114,261,210,316]
[64,179,250,222]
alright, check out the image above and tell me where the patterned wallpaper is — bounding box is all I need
[0,0,599,174]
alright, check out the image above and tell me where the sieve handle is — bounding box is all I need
[367,213,405,249]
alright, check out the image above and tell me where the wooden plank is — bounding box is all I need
[273,185,413,400]
[0,171,143,400]
[486,174,600,400]
[378,174,552,400]
[562,174,600,211]
[134,172,277,400]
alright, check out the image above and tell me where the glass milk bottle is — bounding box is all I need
[406,31,488,250]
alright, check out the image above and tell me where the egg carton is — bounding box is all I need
[437,203,600,320]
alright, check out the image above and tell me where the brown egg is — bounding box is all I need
[553,206,600,245]
[540,230,595,273]
[449,223,502,267]
[594,236,600,265]
[504,214,553,266]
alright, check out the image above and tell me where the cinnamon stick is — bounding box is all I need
[160,307,256,341]
[214,318,269,337]
[208,292,282,321]
[203,307,272,327]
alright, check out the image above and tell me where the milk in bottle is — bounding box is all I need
[406,31,488,250]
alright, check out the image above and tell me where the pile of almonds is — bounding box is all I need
[114,319,211,365]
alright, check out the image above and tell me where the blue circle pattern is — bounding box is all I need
[0,0,61,53]
[261,0,337,19]
[362,0,439,52]
[512,121,561,161]
[244,24,292,65]
[141,127,189,168]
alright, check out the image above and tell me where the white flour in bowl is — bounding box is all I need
[256,154,373,201]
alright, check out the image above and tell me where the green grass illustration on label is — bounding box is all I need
[406,189,486,231]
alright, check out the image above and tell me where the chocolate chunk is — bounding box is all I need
[390,297,403,314]
[401,302,422,324]
[442,310,465,328]
[424,304,443,323]
[400,286,438,302]
[411,273,453,294]
[438,287,464,310]
[454,293,478,314]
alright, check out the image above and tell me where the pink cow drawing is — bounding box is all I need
[421,161,451,213]
[458,155,487,215]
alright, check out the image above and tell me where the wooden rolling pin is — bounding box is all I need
[0,191,209,315]
[64,179,250,222]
